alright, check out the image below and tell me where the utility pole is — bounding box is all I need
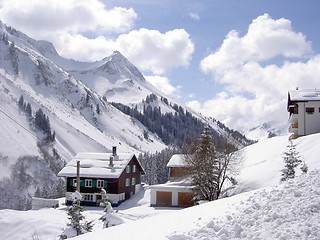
[76,160,80,192]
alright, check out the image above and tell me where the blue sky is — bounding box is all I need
[0,0,320,131]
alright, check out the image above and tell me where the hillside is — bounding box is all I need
[0,133,320,239]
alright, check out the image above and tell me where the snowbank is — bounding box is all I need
[74,170,320,240]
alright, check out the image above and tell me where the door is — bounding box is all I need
[178,192,194,207]
[156,191,172,207]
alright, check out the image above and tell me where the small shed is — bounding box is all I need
[150,154,195,208]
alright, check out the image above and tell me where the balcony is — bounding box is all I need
[288,112,298,124]
[288,123,298,133]
[288,105,298,115]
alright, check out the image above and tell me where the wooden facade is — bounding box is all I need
[60,153,144,207]
[169,167,191,178]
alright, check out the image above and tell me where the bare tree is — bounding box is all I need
[184,126,239,201]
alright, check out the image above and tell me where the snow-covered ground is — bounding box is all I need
[1,133,320,240]
[76,170,320,240]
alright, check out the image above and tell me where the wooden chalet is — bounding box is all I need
[58,147,144,206]
[150,154,195,208]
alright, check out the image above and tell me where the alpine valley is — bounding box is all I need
[0,21,252,210]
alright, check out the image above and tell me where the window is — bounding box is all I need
[97,180,104,188]
[306,107,314,114]
[126,165,130,173]
[73,179,77,187]
[131,177,136,185]
[125,178,130,187]
[85,179,92,187]
[84,194,94,201]
[132,165,136,173]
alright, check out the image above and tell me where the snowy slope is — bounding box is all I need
[73,171,320,240]
[0,21,167,163]
[245,121,289,141]
[1,133,320,239]
[236,133,320,191]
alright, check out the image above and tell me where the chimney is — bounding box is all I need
[109,156,114,167]
[112,146,117,156]
[76,161,80,192]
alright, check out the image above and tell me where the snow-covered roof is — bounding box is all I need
[166,154,189,167]
[289,89,320,101]
[150,176,194,190]
[58,152,135,179]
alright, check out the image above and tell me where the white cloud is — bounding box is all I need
[145,75,177,96]
[0,0,194,74]
[186,100,201,112]
[189,12,200,20]
[0,0,137,34]
[200,14,312,74]
[197,14,320,131]
[117,28,194,74]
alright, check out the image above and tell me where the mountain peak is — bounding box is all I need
[112,50,123,56]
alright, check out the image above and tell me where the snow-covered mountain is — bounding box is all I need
[245,121,289,141]
[0,21,252,209]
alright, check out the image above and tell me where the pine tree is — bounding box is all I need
[96,104,100,114]
[26,103,32,117]
[18,95,24,110]
[185,125,219,201]
[61,193,93,239]
[9,41,18,74]
[281,141,303,181]
[184,126,238,201]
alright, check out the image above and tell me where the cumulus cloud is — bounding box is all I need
[196,14,320,131]
[0,0,194,75]
[0,0,137,34]
[117,28,194,74]
[201,14,312,74]
[145,75,177,96]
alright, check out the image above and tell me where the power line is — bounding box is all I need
[0,108,71,160]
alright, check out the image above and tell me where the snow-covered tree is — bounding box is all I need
[99,189,124,228]
[60,192,93,239]
[281,141,307,181]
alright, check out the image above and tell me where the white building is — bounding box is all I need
[150,154,195,208]
[288,89,320,139]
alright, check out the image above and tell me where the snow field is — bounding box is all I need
[1,133,320,239]
[73,170,320,240]
[169,170,320,240]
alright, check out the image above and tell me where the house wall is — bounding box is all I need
[118,155,143,199]
[65,191,125,206]
[66,177,113,193]
[297,101,320,136]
